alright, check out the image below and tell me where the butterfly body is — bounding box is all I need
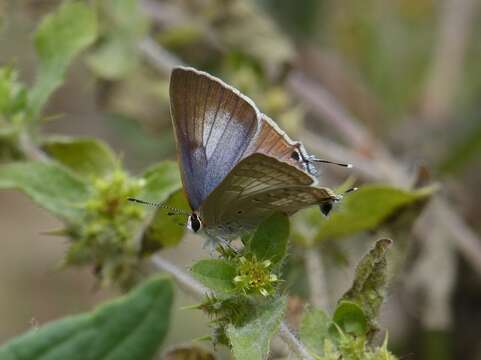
[170,66,340,241]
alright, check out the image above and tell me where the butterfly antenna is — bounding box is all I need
[127,198,190,217]
[310,158,353,168]
[344,187,358,194]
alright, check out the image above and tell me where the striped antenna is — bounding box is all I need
[127,198,190,217]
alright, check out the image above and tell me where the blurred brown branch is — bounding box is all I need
[287,71,411,186]
[421,0,480,121]
[138,38,183,75]
[305,248,330,311]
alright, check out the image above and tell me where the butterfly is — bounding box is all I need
[131,67,353,242]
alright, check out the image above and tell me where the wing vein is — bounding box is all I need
[208,93,241,161]
[204,86,225,153]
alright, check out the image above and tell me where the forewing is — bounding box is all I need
[245,114,317,175]
[170,67,259,210]
[200,153,337,234]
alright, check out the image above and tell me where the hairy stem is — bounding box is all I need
[279,322,315,360]
[151,255,206,298]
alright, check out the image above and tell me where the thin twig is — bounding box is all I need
[421,0,479,121]
[433,200,481,276]
[151,254,314,360]
[279,322,315,360]
[305,248,330,312]
[287,71,370,150]
[288,70,411,186]
[138,38,184,75]
[408,198,457,329]
[18,132,50,162]
[151,254,207,299]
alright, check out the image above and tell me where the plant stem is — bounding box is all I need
[138,38,183,75]
[18,132,49,162]
[421,0,479,121]
[151,254,314,360]
[151,255,206,299]
[305,248,330,311]
[279,322,315,360]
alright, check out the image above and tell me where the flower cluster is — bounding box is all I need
[233,256,279,297]
[66,169,146,288]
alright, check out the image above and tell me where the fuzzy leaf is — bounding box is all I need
[141,189,189,254]
[341,238,393,336]
[0,161,89,222]
[316,185,436,242]
[226,297,287,360]
[250,212,289,264]
[42,137,117,178]
[299,307,330,357]
[191,260,237,293]
[30,2,97,116]
[0,67,28,118]
[0,276,173,360]
[332,301,368,337]
[141,161,182,202]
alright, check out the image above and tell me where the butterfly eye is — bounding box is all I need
[188,214,203,232]
[291,150,301,161]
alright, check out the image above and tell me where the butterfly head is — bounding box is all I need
[187,212,203,233]
[290,144,319,176]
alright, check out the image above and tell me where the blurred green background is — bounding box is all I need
[1,0,480,359]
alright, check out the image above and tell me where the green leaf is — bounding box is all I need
[141,189,189,254]
[341,238,393,337]
[315,185,436,242]
[0,67,28,118]
[0,161,89,222]
[226,297,287,360]
[191,259,237,293]
[141,161,182,202]
[299,307,331,357]
[30,2,97,116]
[250,212,289,264]
[42,137,117,178]
[88,37,139,80]
[332,300,368,337]
[0,276,174,360]
[87,0,148,79]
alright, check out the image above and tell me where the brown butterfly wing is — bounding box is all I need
[200,153,337,237]
[245,113,318,175]
[170,67,259,210]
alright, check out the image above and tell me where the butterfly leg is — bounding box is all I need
[216,236,240,256]
[202,235,238,256]
[202,237,219,256]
